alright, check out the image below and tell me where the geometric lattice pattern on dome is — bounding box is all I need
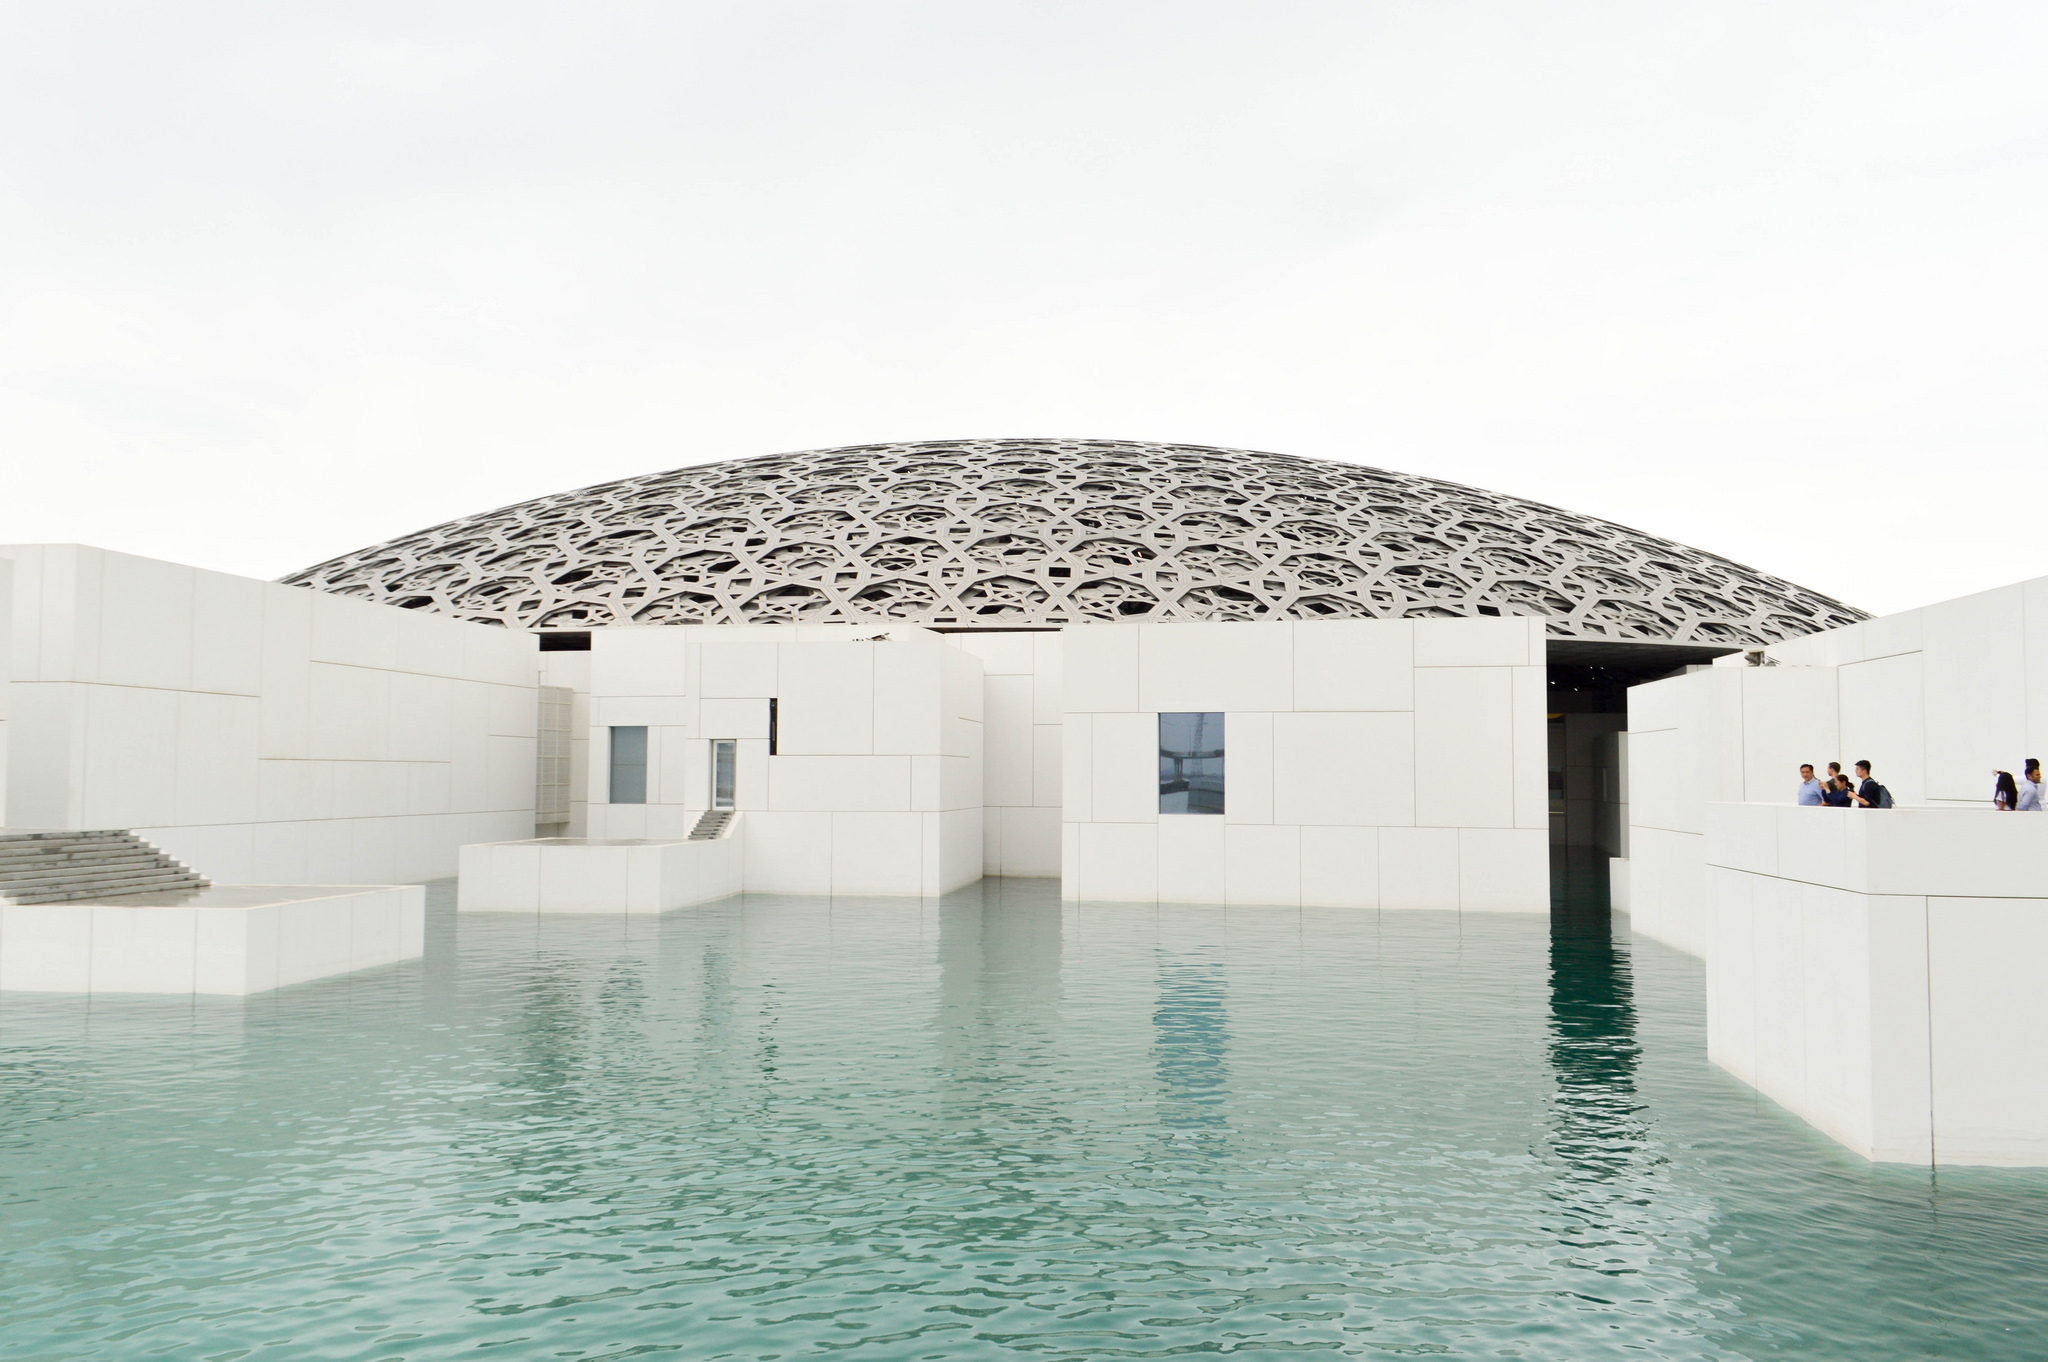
[281,439,1867,645]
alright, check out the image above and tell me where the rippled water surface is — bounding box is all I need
[4,870,2047,1360]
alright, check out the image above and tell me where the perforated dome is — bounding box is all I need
[282,438,1865,644]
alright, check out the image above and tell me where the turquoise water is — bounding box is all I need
[3,870,2045,1360]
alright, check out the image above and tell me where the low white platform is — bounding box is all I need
[457,835,743,914]
[0,884,426,996]
[1704,802,2048,1167]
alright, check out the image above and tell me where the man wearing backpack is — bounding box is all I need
[1854,761,1893,810]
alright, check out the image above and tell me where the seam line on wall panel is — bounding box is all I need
[1924,896,1937,1168]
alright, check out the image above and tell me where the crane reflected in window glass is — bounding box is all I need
[1159,712,1225,815]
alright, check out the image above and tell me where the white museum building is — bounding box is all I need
[2,439,2043,1167]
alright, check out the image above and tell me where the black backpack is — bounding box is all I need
[1874,783,1894,809]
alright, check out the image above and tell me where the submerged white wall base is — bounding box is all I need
[1625,826,1705,956]
[0,885,425,996]
[1705,802,2048,1167]
[458,834,743,913]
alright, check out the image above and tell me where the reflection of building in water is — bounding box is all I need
[1154,951,1229,1142]
[1546,898,1648,1182]
[935,883,1064,1108]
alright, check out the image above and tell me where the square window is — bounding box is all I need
[1159,712,1225,815]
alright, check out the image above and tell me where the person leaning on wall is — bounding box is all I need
[2019,760,2044,811]
[1993,770,2019,810]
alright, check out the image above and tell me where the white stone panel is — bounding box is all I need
[86,906,198,993]
[1032,725,1061,808]
[1090,712,1158,824]
[1138,621,1292,713]
[832,812,923,895]
[1413,666,1514,829]
[1378,826,1460,910]
[1071,822,1157,902]
[1156,815,1227,903]
[1738,666,1841,803]
[97,552,194,690]
[308,663,391,762]
[700,697,770,739]
[1292,620,1413,711]
[1225,823,1300,906]
[697,641,778,698]
[82,684,178,829]
[1224,710,1273,824]
[743,811,832,893]
[1512,664,1549,831]
[875,639,945,754]
[1061,719,1093,823]
[1062,624,1138,713]
[1300,825,1377,908]
[1927,896,2048,1165]
[173,691,260,826]
[191,570,264,696]
[998,806,1061,878]
[778,643,873,755]
[768,755,912,812]
[1412,617,1536,667]
[1031,633,1064,724]
[983,675,1034,807]
[1456,828,1548,912]
[1270,711,1414,827]
[1922,584,2027,802]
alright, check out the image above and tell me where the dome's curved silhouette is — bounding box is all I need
[282,439,1865,645]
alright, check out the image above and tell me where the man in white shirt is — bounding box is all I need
[2020,760,2044,811]
[1796,764,1823,806]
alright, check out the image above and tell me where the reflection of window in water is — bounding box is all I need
[1159,712,1226,815]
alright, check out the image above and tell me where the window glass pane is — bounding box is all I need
[1159,712,1225,815]
[711,740,736,810]
[609,725,648,804]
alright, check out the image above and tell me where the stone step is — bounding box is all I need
[0,830,209,905]
[688,809,735,841]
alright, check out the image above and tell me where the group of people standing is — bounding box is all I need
[1796,759,2046,809]
[1795,761,1890,808]
[1991,761,2044,811]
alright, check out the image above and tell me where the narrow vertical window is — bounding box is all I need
[609,725,648,804]
[710,739,737,810]
[1159,712,1225,815]
[768,697,778,756]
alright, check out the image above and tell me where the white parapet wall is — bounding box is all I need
[457,835,744,914]
[1059,617,1551,909]
[1,545,537,884]
[0,884,426,996]
[581,625,983,897]
[1705,801,2048,1166]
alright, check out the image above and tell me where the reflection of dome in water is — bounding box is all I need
[282,438,1866,645]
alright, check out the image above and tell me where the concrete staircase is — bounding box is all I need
[0,830,211,905]
[688,809,735,841]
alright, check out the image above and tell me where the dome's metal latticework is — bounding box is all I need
[283,439,1865,644]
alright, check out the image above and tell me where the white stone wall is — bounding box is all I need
[945,631,1063,877]
[1059,617,1550,910]
[1,545,536,883]
[0,557,10,830]
[1705,801,2048,1167]
[1622,572,2048,954]
[582,625,983,897]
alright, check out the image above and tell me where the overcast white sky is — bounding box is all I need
[2,2,2043,617]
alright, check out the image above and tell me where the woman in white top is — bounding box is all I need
[1993,770,2019,811]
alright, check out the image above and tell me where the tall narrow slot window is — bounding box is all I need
[609,726,648,804]
[1159,712,1225,815]
[768,698,778,756]
[710,739,737,810]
